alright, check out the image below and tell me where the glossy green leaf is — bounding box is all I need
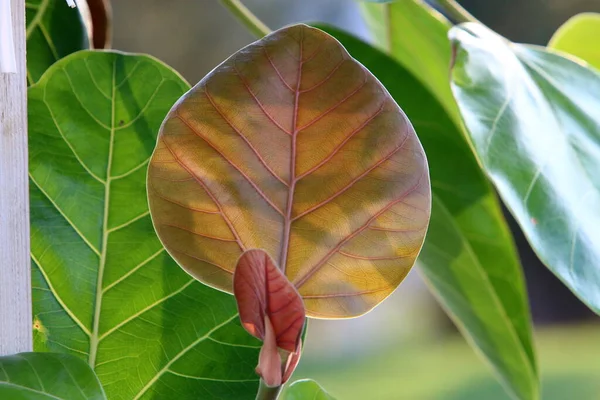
[147,24,431,319]
[29,50,261,399]
[318,25,538,400]
[26,0,89,85]
[549,13,600,70]
[0,352,105,399]
[450,23,600,318]
[360,0,460,123]
[282,379,335,400]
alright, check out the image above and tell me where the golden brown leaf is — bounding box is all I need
[148,24,431,318]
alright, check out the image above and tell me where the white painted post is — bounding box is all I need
[0,0,32,356]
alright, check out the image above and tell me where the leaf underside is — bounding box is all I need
[148,24,431,319]
[317,25,538,400]
[30,50,261,400]
[451,23,600,317]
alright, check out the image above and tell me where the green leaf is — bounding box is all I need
[29,50,261,399]
[549,13,600,70]
[360,0,461,124]
[318,25,538,400]
[0,352,105,399]
[282,379,335,400]
[26,0,90,85]
[450,23,600,319]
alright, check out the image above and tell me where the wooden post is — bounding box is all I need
[0,0,32,356]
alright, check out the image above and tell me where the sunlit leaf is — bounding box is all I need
[147,24,431,319]
[450,23,600,320]
[360,0,460,123]
[0,352,105,399]
[549,13,600,70]
[26,0,89,85]
[282,379,335,400]
[318,25,538,400]
[29,50,260,399]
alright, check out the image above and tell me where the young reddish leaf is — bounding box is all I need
[86,0,112,49]
[256,315,283,387]
[234,249,305,386]
[234,249,305,353]
[148,24,431,318]
[282,339,302,383]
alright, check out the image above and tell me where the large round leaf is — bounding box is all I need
[30,50,261,399]
[318,25,537,400]
[549,13,600,70]
[450,23,600,314]
[26,0,89,85]
[147,24,431,319]
[0,352,105,399]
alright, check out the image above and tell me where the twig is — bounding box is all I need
[219,0,271,38]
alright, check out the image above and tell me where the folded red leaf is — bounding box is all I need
[282,338,302,383]
[234,249,305,353]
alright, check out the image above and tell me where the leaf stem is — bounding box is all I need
[219,0,271,38]
[435,0,478,24]
[255,379,283,400]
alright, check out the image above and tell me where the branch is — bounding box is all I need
[220,0,271,38]
[436,0,478,24]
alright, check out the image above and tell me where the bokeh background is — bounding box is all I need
[111,1,600,398]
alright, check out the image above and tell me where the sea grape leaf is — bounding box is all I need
[317,25,538,400]
[26,0,89,85]
[360,0,461,124]
[549,13,600,70]
[0,352,105,399]
[29,50,261,399]
[450,24,600,317]
[147,24,431,319]
[282,379,335,400]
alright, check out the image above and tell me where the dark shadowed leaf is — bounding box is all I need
[450,23,600,324]
[0,352,105,399]
[549,13,600,70]
[147,24,431,319]
[29,50,260,399]
[26,0,89,85]
[318,25,538,400]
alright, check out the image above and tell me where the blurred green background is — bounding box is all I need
[111,1,600,398]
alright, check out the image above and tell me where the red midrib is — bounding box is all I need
[279,28,304,273]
